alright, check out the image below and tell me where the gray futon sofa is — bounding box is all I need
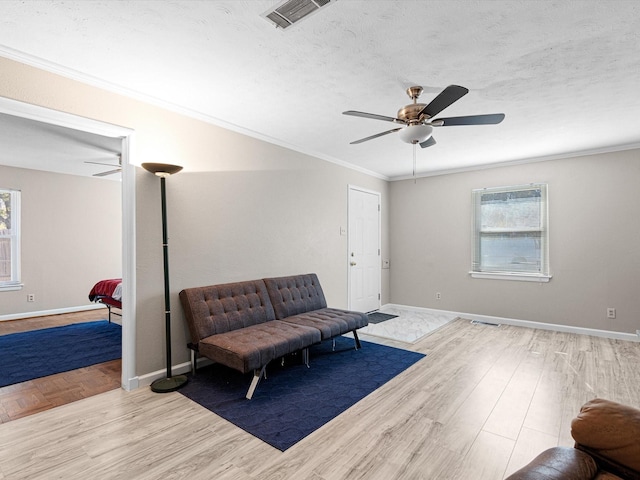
[179,273,368,399]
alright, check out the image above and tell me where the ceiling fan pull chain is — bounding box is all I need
[413,144,417,183]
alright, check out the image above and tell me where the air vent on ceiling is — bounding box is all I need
[263,0,333,30]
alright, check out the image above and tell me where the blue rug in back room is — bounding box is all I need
[0,320,122,388]
[179,336,425,451]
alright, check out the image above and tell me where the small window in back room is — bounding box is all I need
[0,187,21,290]
[471,183,551,282]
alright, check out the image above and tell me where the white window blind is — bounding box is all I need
[471,184,550,282]
[0,188,21,290]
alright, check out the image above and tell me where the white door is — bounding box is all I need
[348,186,381,312]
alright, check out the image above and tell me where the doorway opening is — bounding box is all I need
[0,97,136,422]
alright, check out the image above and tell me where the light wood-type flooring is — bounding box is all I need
[0,309,121,424]
[0,318,639,480]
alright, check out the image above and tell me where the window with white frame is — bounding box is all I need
[0,188,21,290]
[471,183,550,282]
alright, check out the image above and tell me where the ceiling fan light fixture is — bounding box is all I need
[398,124,433,144]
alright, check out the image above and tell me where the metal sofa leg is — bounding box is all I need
[187,343,199,375]
[246,364,268,400]
[353,330,362,350]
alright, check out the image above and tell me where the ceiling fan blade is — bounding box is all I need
[85,160,120,167]
[419,85,469,118]
[343,110,403,124]
[419,136,436,149]
[350,128,403,145]
[435,113,505,126]
[93,168,122,177]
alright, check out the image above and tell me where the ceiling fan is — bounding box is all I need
[343,85,505,148]
[86,155,122,177]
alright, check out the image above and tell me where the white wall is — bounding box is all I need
[389,150,640,334]
[0,165,121,316]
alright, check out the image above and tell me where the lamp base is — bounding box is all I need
[150,374,188,393]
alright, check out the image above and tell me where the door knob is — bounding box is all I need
[350,261,357,266]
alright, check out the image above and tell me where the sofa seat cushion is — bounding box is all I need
[281,308,368,340]
[571,398,640,475]
[505,446,598,480]
[198,320,320,373]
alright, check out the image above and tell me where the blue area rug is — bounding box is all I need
[179,336,425,451]
[0,320,122,388]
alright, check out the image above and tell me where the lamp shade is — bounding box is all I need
[398,124,433,144]
[142,162,183,177]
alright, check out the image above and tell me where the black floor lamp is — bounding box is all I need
[142,162,188,393]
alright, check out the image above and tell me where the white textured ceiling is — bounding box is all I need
[0,113,123,178]
[1,0,639,180]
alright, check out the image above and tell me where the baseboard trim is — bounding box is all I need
[0,304,106,322]
[382,304,640,342]
[134,356,213,389]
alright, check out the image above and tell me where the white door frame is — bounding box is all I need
[347,184,381,311]
[0,96,137,391]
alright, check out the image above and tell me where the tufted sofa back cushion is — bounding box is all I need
[179,279,276,344]
[263,273,328,319]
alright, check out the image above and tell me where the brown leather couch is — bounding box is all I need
[506,398,640,479]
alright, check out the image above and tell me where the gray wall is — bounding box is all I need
[389,149,640,334]
[0,165,121,316]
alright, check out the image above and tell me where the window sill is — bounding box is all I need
[470,272,552,283]
[0,283,24,292]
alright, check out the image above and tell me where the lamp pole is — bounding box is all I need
[142,162,188,393]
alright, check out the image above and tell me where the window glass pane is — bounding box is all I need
[480,189,541,232]
[0,189,19,285]
[0,191,10,232]
[0,238,10,282]
[0,191,10,281]
[479,232,542,273]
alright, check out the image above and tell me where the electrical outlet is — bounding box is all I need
[436,292,441,300]
[606,307,616,319]
[27,294,35,302]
